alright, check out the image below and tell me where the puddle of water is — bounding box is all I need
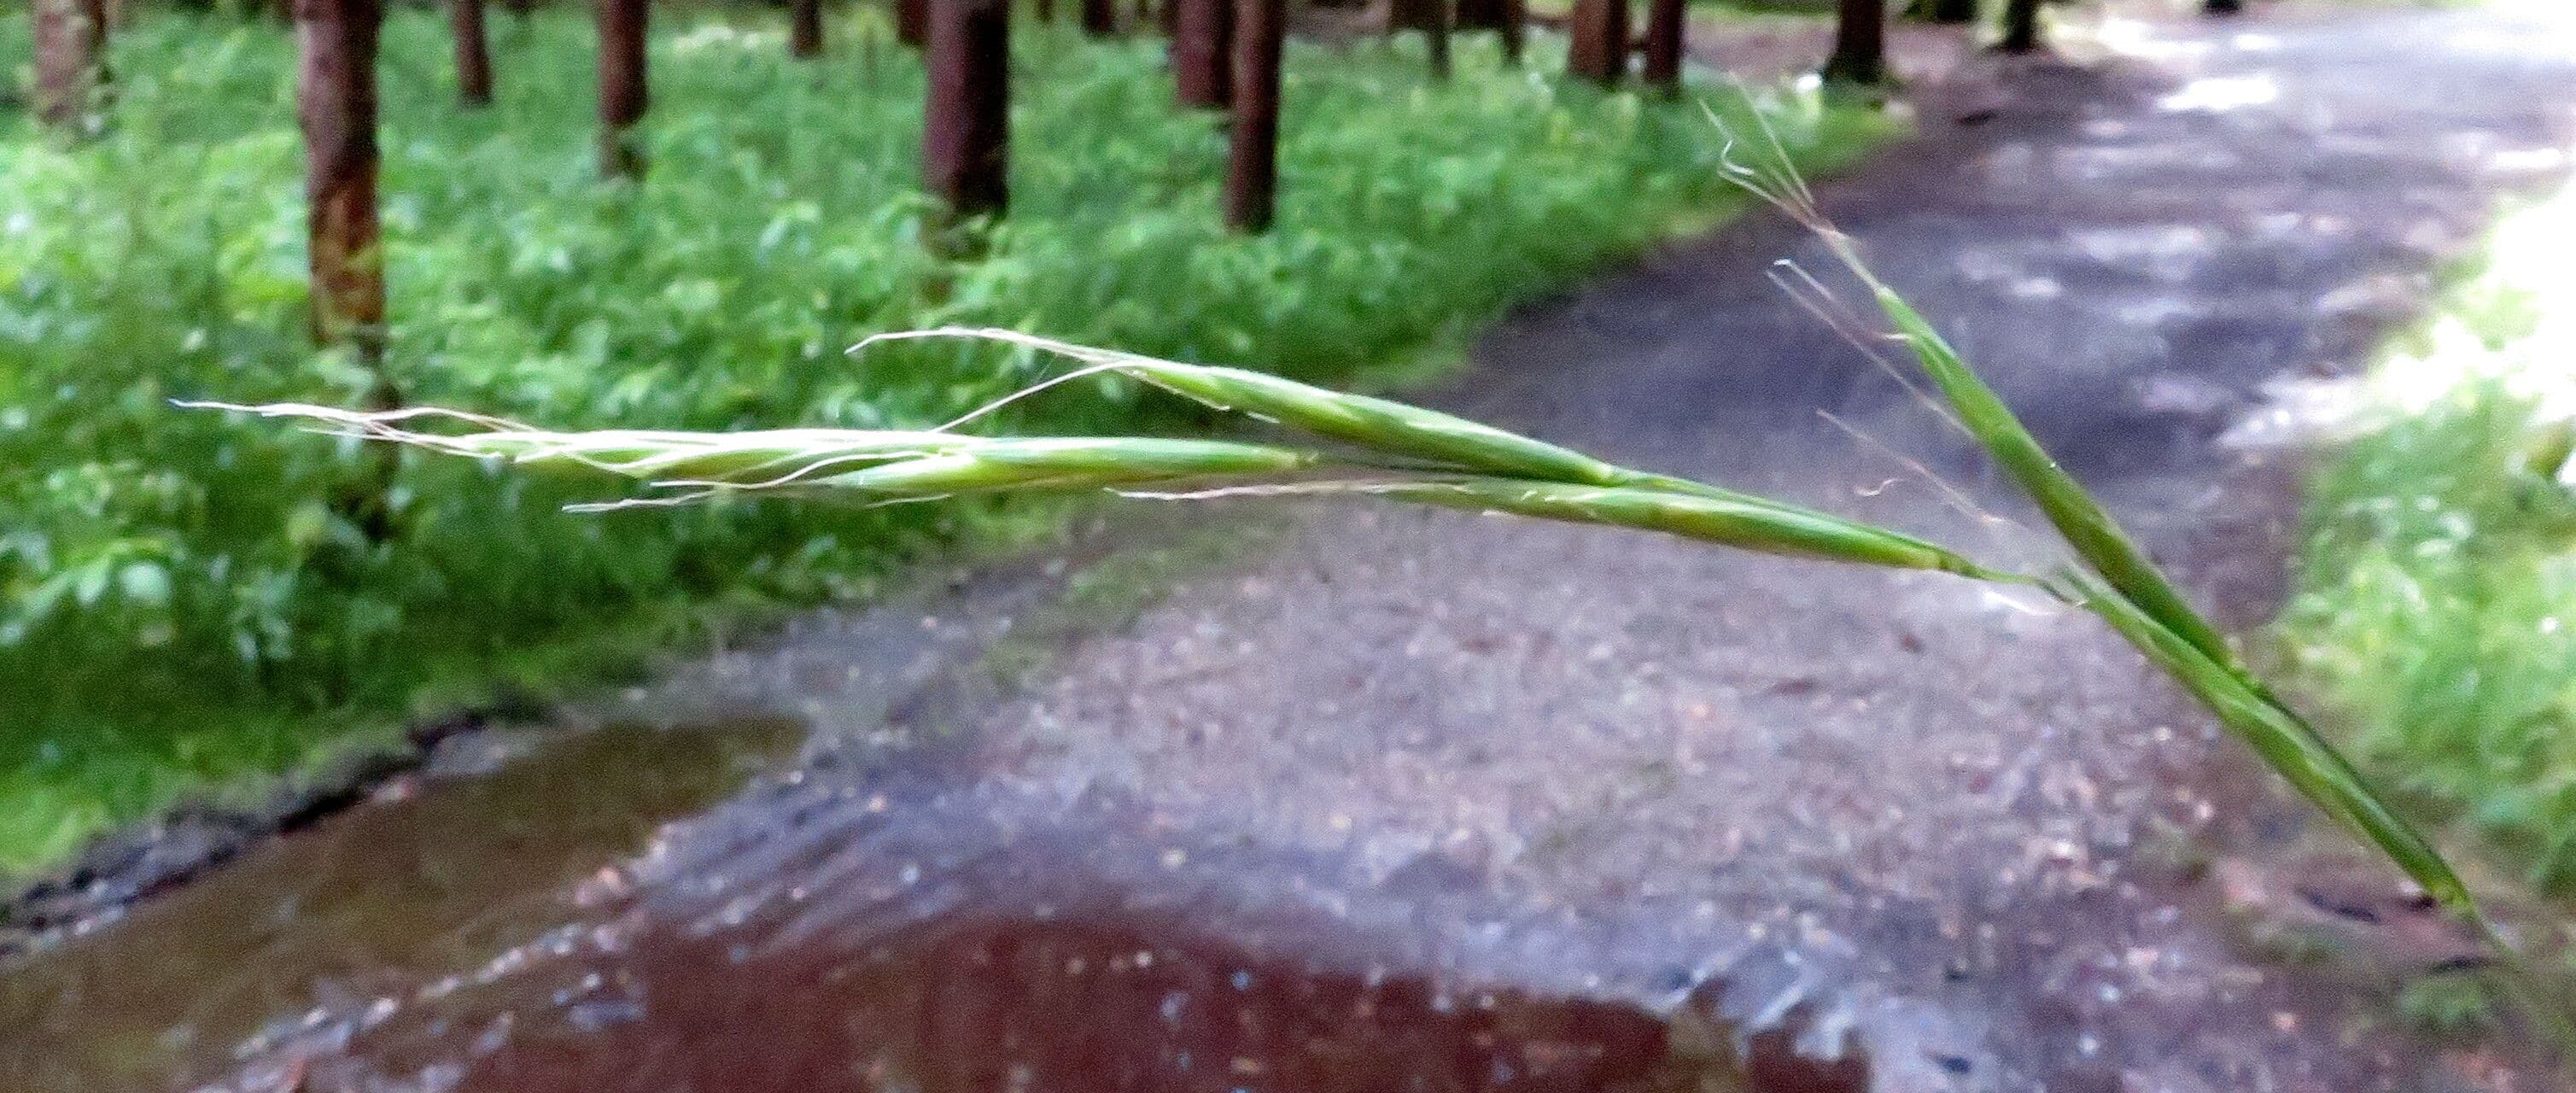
[0,718,797,1093]
[279,911,1795,1093]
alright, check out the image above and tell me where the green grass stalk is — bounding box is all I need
[217,321,2489,947]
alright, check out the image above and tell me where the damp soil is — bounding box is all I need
[9,6,2576,1093]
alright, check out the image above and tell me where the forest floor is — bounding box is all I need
[9,5,2576,1093]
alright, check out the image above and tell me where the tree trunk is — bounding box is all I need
[1080,0,1113,32]
[897,0,928,47]
[791,0,823,55]
[1035,0,1053,21]
[1222,0,1281,233]
[597,0,647,177]
[1171,0,1230,108]
[1565,0,1624,85]
[1997,0,2040,52]
[1822,0,1883,84]
[87,0,114,108]
[297,0,386,355]
[32,0,106,127]
[450,0,494,104]
[1388,0,1448,79]
[2205,0,2241,13]
[1639,0,1680,92]
[1906,0,1971,22]
[1452,0,1522,63]
[923,0,1009,233]
[1424,0,1448,78]
[300,0,401,541]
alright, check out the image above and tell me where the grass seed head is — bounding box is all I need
[2072,570,2479,924]
[869,329,1644,486]
[1868,289,2250,682]
[1378,477,2018,580]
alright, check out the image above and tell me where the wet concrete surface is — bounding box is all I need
[9,6,2576,1092]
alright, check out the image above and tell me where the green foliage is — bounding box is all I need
[2281,189,2576,896]
[2286,386,2576,891]
[0,8,1888,874]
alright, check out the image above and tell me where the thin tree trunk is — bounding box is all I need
[1452,0,1522,63]
[2205,0,2241,13]
[1222,0,1281,233]
[1822,0,1883,84]
[897,0,928,47]
[1389,0,1448,79]
[597,0,647,177]
[85,0,113,102]
[1640,0,1680,92]
[1132,0,1151,28]
[791,0,823,55]
[1171,0,1230,108]
[298,0,401,537]
[450,0,494,104]
[1997,0,2039,52]
[1424,0,1448,78]
[1566,0,1624,85]
[32,0,105,127]
[1035,0,1053,20]
[1079,0,1113,32]
[298,0,386,353]
[923,0,1009,235]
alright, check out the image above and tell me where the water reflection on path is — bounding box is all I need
[0,721,797,1091]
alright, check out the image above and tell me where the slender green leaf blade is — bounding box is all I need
[2074,571,2480,922]
[1376,477,2019,579]
[1872,289,2246,680]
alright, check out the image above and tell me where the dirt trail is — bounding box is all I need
[9,7,2576,1093]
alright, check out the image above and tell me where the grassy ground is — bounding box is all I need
[0,7,1890,877]
[2276,180,2576,897]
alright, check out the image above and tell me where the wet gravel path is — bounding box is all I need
[917,11,2576,1088]
[900,10,2576,1088]
[11,7,2576,1093]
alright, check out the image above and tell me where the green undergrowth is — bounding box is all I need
[2278,181,2576,897]
[0,7,1890,876]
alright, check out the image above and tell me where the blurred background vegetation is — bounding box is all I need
[2280,181,2576,898]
